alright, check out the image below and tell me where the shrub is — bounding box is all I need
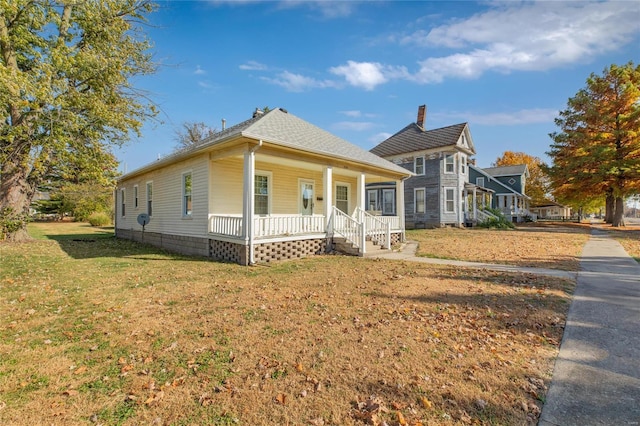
[477,208,515,229]
[87,211,111,227]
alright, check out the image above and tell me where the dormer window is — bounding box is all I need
[444,154,455,174]
[414,156,425,175]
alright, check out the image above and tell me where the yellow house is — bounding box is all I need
[115,108,412,265]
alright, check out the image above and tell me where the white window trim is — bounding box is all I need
[414,156,425,175]
[335,181,350,214]
[367,189,378,212]
[255,170,272,216]
[133,185,139,210]
[476,177,485,187]
[444,154,455,174]
[382,188,395,215]
[444,187,456,213]
[120,188,126,217]
[182,171,193,218]
[146,181,153,216]
[414,188,425,214]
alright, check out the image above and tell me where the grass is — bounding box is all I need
[0,222,583,425]
[601,224,640,263]
[407,224,591,271]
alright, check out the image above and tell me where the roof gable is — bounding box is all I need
[483,164,529,178]
[469,164,528,198]
[370,122,474,158]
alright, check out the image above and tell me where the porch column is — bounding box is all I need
[323,166,333,229]
[397,179,405,240]
[357,173,366,212]
[243,141,262,264]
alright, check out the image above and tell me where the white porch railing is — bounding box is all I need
[254,214,325,237]
[330,207,365,252]
[476,209,499,223]
[209,214,243,236]
[354,207,391,249]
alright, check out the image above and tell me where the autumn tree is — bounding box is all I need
[547,62,640,227]
[174,121,216,151]
[492,151,549,205]
[0,0,157,240]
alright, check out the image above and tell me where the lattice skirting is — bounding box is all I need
[209,240,249,265]
[253,238,327,264]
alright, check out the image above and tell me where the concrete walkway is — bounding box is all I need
[371,230,640,425]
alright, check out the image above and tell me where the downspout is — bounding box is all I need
[247,140,263,265]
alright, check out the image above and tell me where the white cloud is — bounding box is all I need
[239,60,268,71]
[339,110,378,119]
[404,1,640,82]
[262,71,338,92]
[368,132,392,145]
[194,65,206,75]
[433,108,559,126]
[278,0,355,18]
[332,121,376,132]
[330,61,409,91]
[198,81,214,89]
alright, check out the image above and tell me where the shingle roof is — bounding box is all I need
[483,165,528,177]
[370,122,468,157]
[119,108,411,180]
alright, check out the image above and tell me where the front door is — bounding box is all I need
[300,181,314,215]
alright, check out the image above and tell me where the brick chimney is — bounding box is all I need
[416,104,426,129]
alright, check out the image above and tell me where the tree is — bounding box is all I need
[492,151,549,205]
[0,0,157,241]
[173,121,216,151]
[547,62,640,227]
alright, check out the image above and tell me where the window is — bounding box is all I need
[367,190,378,211]
[120,189,126,217]
[255,174,269,215]
[415,188,425,214]
[476,177,485,187]
[508,178,517,186]
[445,188,455,213]
[460,155,467,174]
[146,182,153,216]
[133,185,138,209]
[414,156,425,175]
[183,172,192,217]
[382,189,395,215]
[445,155,455,173]
[336,184,349,214]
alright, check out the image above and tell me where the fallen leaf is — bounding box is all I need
[420,396,432,409]
[397,411,407,425]
[74,366,87,375]
[274,393,286,405]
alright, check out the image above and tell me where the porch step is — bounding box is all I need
[332,237,389,257]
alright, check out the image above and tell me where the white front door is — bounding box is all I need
[300,181,314,215]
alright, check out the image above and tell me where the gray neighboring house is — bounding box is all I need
[369,105,490,228]
[469,164,532,222]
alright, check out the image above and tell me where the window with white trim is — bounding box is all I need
[460,155,467,174]
[382,189,395,215]
[414,188,425,214]
[445,155,455,173]
[367,190,378,211]
[183,172,192,217]
[120,188,126,217]
[445,188,455,213]
[414,156,425,175]
[476,177,485,187]
[254,173,270,215]
[146,182,153,216]
[133,185,138,209]
[335,183,349,214]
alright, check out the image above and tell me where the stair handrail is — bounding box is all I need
[332,206,364,252]
[354,207,391,249]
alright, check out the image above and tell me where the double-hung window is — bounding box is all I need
[183,172,192,217]
[445,155,455,174]
[415,188,425,214]
[445,188,455,213]
[460,155,466,174]
[133,185,138,209]
[146,182,153,216]
[254,174,269,215]
[476,177,485,187]
[120,189,126,217]
[414,157,425,175]
[367,190,378,211]
[382,189,395,215]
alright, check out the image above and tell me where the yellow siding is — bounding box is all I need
[210,157,244,214]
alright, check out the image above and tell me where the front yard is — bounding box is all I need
[0,222,582,425]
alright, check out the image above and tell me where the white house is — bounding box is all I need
[115,108,412,265]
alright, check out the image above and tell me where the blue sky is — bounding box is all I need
[116,0,640,172]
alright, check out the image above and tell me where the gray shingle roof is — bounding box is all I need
[370,122,468,157]
[119,108,411,180]
[483,165,528,177]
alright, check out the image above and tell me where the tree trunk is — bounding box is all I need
[0,163,34,241]
[611,196,625,227]
[605,192,614,223]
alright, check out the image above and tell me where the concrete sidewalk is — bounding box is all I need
[539,230,640,425]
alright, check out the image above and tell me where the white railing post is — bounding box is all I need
[360,221,366,255]
[385,222,391,250]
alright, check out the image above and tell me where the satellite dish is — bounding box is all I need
[137,213,150,227]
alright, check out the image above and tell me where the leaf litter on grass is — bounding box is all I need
[0,222,577,425]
